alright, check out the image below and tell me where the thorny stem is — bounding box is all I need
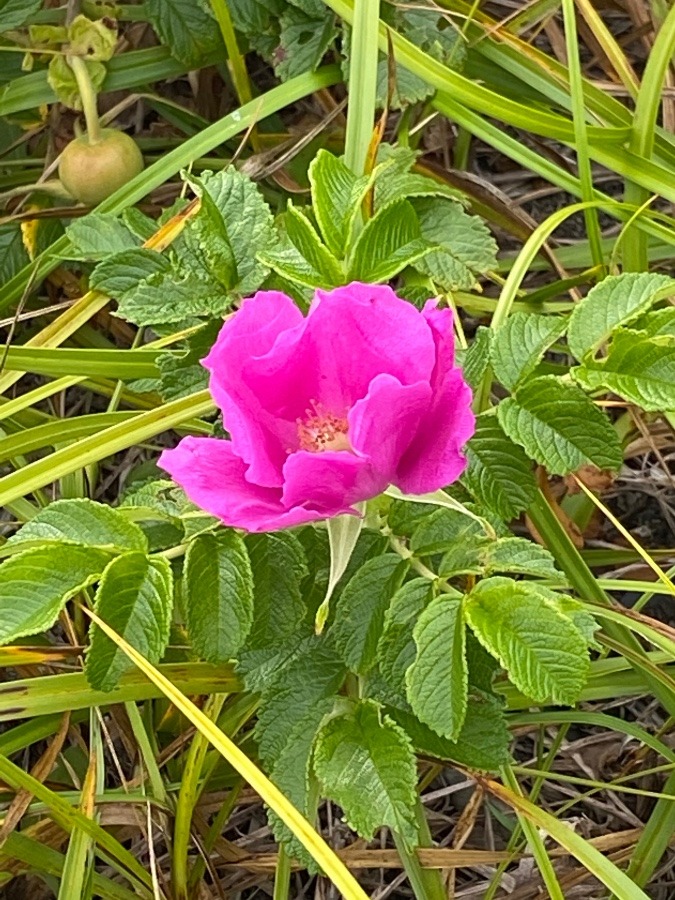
[67,55,102,144]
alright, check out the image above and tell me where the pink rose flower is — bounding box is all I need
[159,283,475,533]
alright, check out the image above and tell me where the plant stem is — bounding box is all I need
[391,795,451,900]
[67,55,102,143]
[273,845,292,900]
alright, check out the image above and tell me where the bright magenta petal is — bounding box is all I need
[394,300,474,493]
[203,291,305,488]
[158,438,325,533]
[281,450,373,515]
[301,283,436,410]
[349,373,432,480]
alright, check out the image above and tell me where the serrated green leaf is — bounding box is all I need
[276,6,337,80]
[183,184,238,289]
[259,637,344,869]
[245,532,308,650]
[116,268,230,326]
[377,59,433,108]
[377,578,434,693]
[465,630,501,696]
[144,0,221,67]
[237,632,313,693]
[314,700,418,846]
[0,224,29,284]
[90,249,171,296]
[407,595,467,740]
[86,553,173,691]
[1,0,43,30]
[256,638,345,766]
[123,208,156,241]
[438,542,485,578]
[387,499,438,537]
[567,272,675,361]
[347,199,430,283]
[458,326,492,392]
[157,320,219,401]
[0,545,109,644]
[284,204,344,285]
[8,498,147,552]
[551,596,601,648]
[65,213,139,260]
[410,506,484,556]
[482,537,561,579]
[184,531,254,663]
[389,695,510,771]
[497,376,622,475]
[574,329,675,412]
[196,168,275,295]
[227,0,285,32]
[464,577,589,704]
[309,150,368,257]
[330,555,406,674]
[491,313,566,391]
[462,415,537,520]
[402,8,466,68]
[259,240,334,289]
[375,171,464,211]
[412,197,498,290]
[120,478,194,519]
[632,307,675,337]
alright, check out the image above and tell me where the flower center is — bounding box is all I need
[296,401,351,453]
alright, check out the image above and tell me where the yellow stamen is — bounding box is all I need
[296,401,351,453]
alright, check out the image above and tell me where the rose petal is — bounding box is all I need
[202,291,305,488]
[281,450,375,515]
[302,283,436,410]
[158,437,325,533]
[349,373,432,481]
[395,368,475,494]
[392,300,474,493]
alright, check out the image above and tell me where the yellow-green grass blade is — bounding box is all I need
[85,608,371,900]
[0,663,240,722]
[480,777,651,900]
[0,390,215,508]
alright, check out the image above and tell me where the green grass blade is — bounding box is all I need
[344,0,380,176]
[0,754,154,897]
[0,664,240,722]
[623,1,675,271]
[502,767,565,900]
[0,347,161,379]
[625,768,675,889]
[560,0,604,272]
[0,390,215,507]
[482,777,651,900]
[1,832,139,900]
